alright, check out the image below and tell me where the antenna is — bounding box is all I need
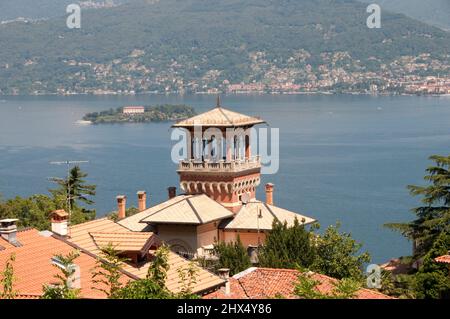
[216,95,221,108]
[257,207,262,246]
[48,160,89,237]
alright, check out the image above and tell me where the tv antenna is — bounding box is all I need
[48,160,89,236]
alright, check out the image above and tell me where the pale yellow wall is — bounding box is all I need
[196,221,219,253]
[155,224,198,254]
[222,230,267,247]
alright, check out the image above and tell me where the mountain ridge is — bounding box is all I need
[1,0,449,95]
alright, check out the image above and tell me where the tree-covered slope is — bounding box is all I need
[358,0,450,30]
[0,0,449,94]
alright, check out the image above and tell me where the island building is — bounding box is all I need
[117,98,315,258]
[123,106,145,114]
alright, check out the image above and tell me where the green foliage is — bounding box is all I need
[413,231,450,299]
[312,223,371,280]
[49,165,97,209]
[213,236,252,276]
[380,270,416,299]
[107,206,140,222]
[0,253,17,299]
[91,244,128,298]
[147,244,170,288]
[115,278,173,299]
[0,194,56,230]
[83,104,196,124]
[118,245,170,298]
[176,261,200,299]
[42,251,81,299]
[258,218,315,269]
[294,272,360,299]
[0,166,96,230]
[382,154,450,299]
[386,155,450,258]
[1,0,449,95]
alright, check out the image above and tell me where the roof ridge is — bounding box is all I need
[139,195,189,222]
[186,197,203,224]
[218,107,234,126]
[263,202,278,219]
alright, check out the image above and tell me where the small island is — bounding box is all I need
[82,104,196,124]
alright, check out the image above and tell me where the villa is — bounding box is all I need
[117,99,315,258]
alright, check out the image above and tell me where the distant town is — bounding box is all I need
[3,50,449,96]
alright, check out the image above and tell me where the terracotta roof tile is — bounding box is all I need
[435,255,450,264]
[0,229,129,299]
[68,218,224,294]
[203,267,394,299]
[89,232,158,253]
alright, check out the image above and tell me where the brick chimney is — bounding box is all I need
[265,183,274,205]
[0,219,22,247]
[168,186,177,199]
[51,209,69,237]
[117,195,127,220]
[137,191,147,212]
[218,268,231,295]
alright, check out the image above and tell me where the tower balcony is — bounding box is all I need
[178,156,261,174]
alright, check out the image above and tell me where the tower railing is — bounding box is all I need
[178,156,261,173]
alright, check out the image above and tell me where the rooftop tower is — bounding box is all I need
[173,97,266,212]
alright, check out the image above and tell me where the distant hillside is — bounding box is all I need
[0,0,129,20]
[0,0,449,95]
[358,0,450,30]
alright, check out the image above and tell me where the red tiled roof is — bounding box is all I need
[204,267,393,299]
[435,255,450,264]
[0,229,130,299]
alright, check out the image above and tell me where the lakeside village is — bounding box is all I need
[4,50,450,96]
[1,101,450,299]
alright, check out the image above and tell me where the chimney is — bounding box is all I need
[265,183,274,205]
[51,257,81,289]
[0,219,22,247]
[218,268,231,295]
[168,186,177,199]
[117,195,127,220]
[51,209,69,237]
[137,191,147,212]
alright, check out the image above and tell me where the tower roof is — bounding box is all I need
[172,106,265,128]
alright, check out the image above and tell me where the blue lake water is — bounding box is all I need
[0,94,449,263]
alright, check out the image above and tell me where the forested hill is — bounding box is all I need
[1,0,449,95]
[358,0,450,30]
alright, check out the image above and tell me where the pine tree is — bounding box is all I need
[386,155,450,257]
[258,218,315,269]
[213,236,251,276]
[50,165,96,207]
[414,231,450,299]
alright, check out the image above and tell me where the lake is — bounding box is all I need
[1,94,449,263]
